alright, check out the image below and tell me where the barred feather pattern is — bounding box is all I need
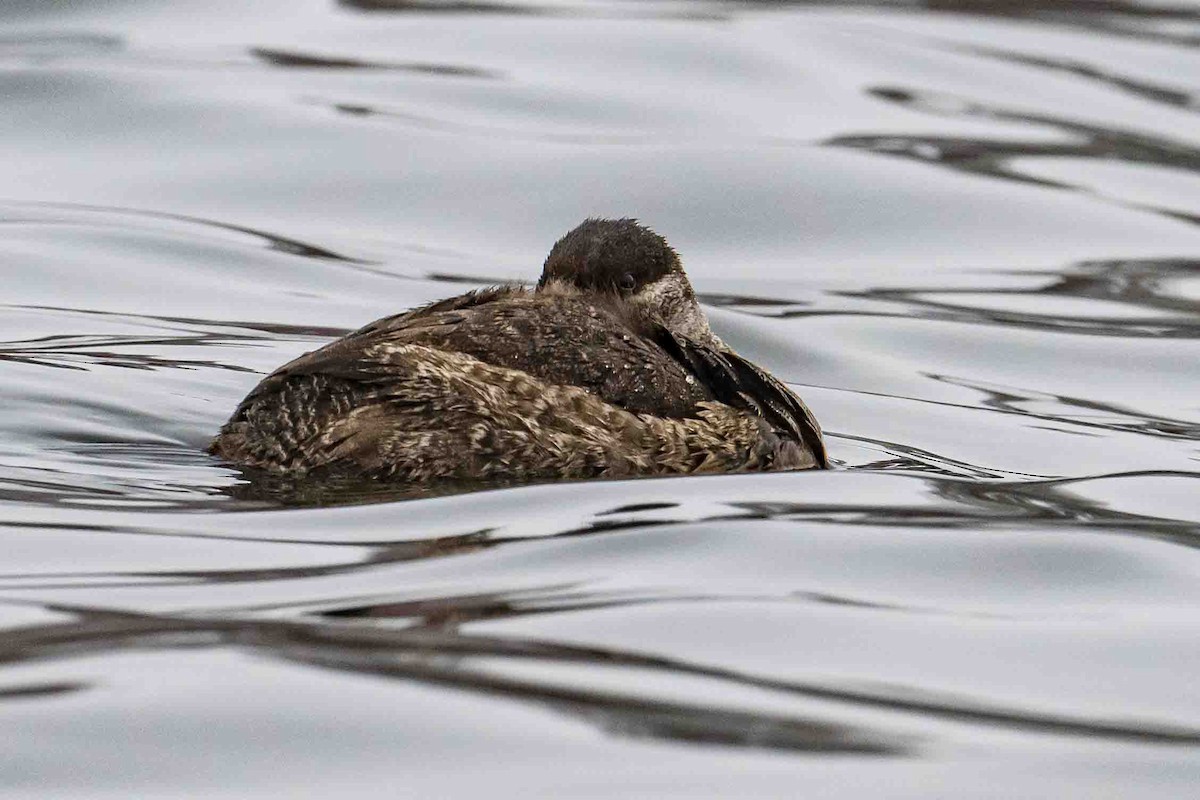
[210,344,815,481]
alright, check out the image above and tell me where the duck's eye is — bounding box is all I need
[618,272,636,292]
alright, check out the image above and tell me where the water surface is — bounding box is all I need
[2,1,1199,796]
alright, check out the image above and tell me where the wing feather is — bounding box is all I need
[656,328,827,468]
[228,286,521,418]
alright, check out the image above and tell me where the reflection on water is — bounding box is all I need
[1,0,1199,797]
[834,85,1200,226]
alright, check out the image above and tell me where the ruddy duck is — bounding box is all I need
[210,219,826,482]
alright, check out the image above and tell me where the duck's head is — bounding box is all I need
[537,218,718,346]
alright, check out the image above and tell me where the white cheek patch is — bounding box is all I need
[635,274,718,345]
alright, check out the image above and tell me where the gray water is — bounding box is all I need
[2,1,1199,796]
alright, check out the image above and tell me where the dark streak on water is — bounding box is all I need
[1,0,1199,796]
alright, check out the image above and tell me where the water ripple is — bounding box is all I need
[2,0,1199,796]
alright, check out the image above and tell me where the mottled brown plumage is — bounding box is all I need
[210,218,827,483]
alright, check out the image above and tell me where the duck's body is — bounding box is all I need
[210,219,826,482]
